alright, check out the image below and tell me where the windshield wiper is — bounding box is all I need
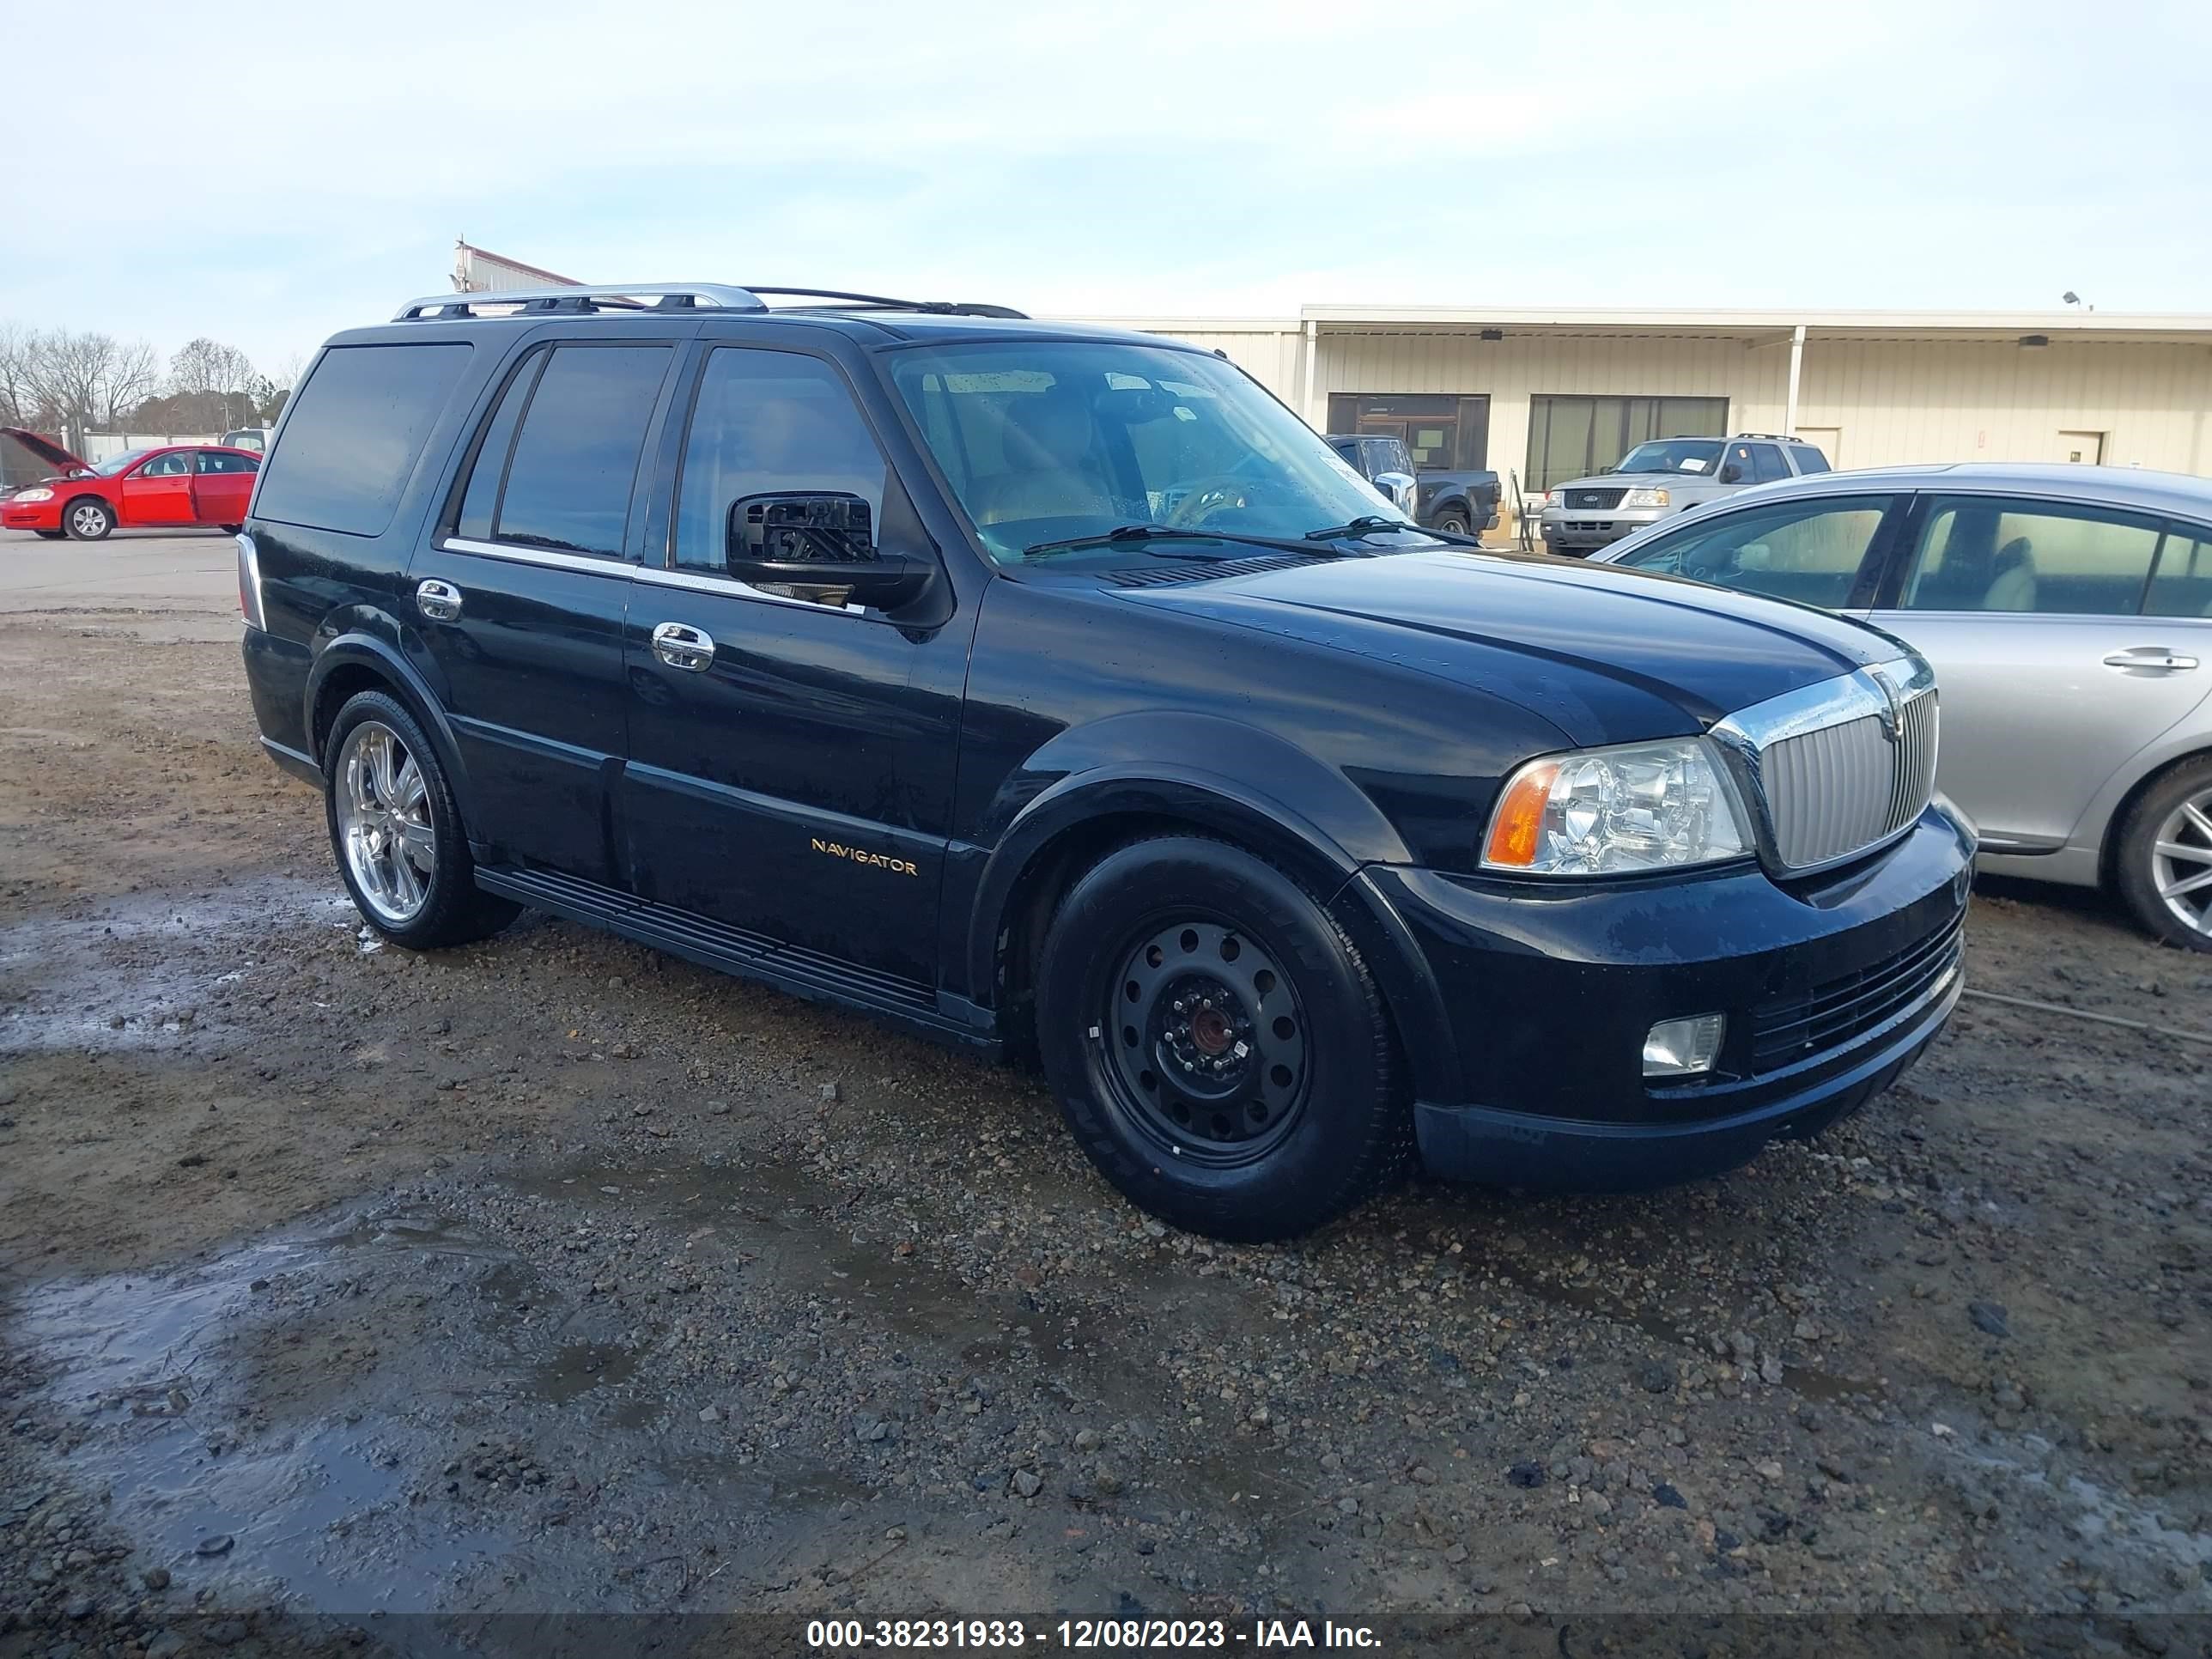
[1303,516,1480,547]
[1022,524,1344,561]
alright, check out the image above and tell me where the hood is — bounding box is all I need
[1110,548,1899,748]
[1550,468,1723,495]
[1,427,90,477]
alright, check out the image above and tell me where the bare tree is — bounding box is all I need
[105,339,159,427]
[0,322,34,426]
[167,337,261,430]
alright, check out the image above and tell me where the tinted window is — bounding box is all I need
[256,343,471,536]
[1790,445,1831,475]
[494,345,669,557]
[138,452,192,477]
[1747,445,1791,484]
[672,349,887,573]
[1899,498,2162,616]
[2147,527,2212,619]
[455,351,547,542]
[1615,496,1891,611]
[195,450,258,474]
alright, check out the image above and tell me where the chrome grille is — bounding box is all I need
[1713,659,1941,876]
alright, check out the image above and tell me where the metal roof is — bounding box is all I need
[1078,306,2212,344]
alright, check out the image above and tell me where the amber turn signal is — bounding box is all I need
[1482,760,1559,867]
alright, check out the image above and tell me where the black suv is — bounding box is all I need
[239,283,1973,1241]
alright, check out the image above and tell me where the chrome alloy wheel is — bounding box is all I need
[2151,786,2212,939]
[69,501,109,538]
[337,720,435,926]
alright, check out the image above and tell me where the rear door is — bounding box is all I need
[120,451,195,525]
[1866,493,2209,851]
[191,448,258,526]
[409,333,686,884]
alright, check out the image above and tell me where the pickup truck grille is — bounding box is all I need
[1715,659,1941,876]
[1564,488,1625,510]
[1748,910,1962,1073]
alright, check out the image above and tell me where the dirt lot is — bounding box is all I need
[3,532,2210,1657]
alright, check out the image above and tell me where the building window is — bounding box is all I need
[1326,393,1490,471]
[1525,395,1729,492]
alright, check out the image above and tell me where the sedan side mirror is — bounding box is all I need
[726,492,931,609]
[1717,464,1745,484]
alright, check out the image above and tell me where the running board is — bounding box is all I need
[476,866,1000,1055]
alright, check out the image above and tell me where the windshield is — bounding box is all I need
[92,448,151,477]
[1614,439,1723,476]
[888,342,1423,566]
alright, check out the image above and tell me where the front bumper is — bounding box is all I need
[1540,502,1666,551]
[1364,802,1974,1191]
[1,499,60,532]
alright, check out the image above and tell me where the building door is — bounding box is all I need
[1523,395,1729,491]
[2057,430,2106,465]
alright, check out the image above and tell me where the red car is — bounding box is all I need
[0,430,261,541]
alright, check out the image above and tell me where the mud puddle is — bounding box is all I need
[0,878,356,1052]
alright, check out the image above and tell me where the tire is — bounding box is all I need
[1035,835,1411,1241]
[1433,512,1471,538]
[323,689,520,949]
[2113,756,2212,952]
[33,529,65,541]
[220,524,242,536]
[63,498,112,541]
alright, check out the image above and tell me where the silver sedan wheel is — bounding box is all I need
[2151,787,2212,938]
[337,720,435,927]
[69,501,108,538]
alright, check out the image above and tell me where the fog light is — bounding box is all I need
[1644,1013,1725,1078]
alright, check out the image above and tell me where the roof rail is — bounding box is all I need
[741,288,1029,319]
[393,283,769,321]
[1735,431,1808,443]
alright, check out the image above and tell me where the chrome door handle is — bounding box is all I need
[2103,647,2200,672]
[650,621,716,672]
[416,579,463,622]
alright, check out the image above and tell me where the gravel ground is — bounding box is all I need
[3,535,2209,1656]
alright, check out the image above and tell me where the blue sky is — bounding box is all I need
[2,0,2207,380]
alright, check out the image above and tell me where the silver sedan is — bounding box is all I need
[1590,463,2212,951]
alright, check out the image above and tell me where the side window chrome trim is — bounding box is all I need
[633,562,867,617]
[440,536,634,574]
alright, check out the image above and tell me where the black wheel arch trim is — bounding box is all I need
[962,758,1465,1107]
[301,629,479,827]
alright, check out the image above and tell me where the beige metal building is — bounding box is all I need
[442,246,2212,524]
[1102,306,2212,521]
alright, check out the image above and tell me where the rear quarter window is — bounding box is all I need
[255,343,472,537]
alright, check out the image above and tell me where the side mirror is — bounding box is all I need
[1717,464,1745,484]
[725,492,930,609]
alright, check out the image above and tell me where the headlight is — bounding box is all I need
[1621,487,1670,508]
[1481,737,1750,875]
[15,487,53,503]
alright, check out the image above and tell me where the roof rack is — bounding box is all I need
[742,288,1030,319]
[394,283,769,321]
[1735,431,1809,443]
[393,283,1029,323]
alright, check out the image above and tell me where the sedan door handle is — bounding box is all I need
[416,579,463,622]
[2103,647,2200,673]
[650,621,716,672]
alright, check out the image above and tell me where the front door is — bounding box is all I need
[410,337,681,884]
[1868,493,2210,851]
[119,451,195,525]
[191,448,257,526]
[619,343,968,985]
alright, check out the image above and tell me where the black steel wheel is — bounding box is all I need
[1100,918,1310,1169]
[1036,835,1412,1240]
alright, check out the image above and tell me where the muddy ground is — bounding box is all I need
[2,532,2209,1657]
